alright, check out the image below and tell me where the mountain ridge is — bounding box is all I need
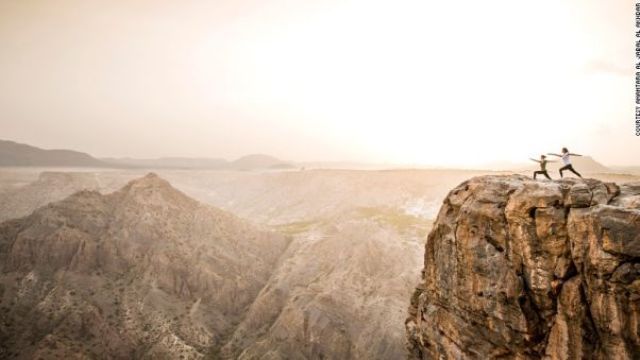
[106,154,294,170]
[0,139,295,170]
[0,140,110,168]
[0,173,290,359]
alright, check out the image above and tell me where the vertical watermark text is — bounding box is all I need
[635,2,640,135]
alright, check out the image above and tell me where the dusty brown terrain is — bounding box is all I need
[0,174,289,359]
[0,168,639,359]
[407,175,640,359]
[0,172,102,223]
[0,169,467,359]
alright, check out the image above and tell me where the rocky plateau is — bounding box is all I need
[407,175,640,359]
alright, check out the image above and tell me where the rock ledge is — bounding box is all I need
[406,175,640,359]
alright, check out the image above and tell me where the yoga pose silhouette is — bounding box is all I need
[530,155,554,180]
[547,148,582,178]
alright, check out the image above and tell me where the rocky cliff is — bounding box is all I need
[406,175,640,359]
[0,173,289,359]
[0,169,470,359]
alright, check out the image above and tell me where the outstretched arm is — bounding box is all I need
[529,158,540,163]
[569,153,582,156]
[546,153,561,157]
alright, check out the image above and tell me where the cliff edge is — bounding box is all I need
[406,175,640,359]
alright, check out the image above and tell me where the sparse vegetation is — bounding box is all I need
[273,220,320,235]
[11,170,622,359]
[356,206,432,235]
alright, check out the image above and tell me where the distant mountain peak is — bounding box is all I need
[0,139,109,167]
[234,153,279,160]
[121,172,172,189]
[0,172,289,359]
[113,172,197,208]
[39,173,197,215]
[231,154,292,170]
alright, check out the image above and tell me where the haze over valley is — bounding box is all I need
[1,0,637,358]
[1,151,639,358]
[0,163,480,358]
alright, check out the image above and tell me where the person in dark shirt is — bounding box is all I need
[530,154,554,180]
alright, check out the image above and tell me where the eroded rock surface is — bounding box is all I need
[406,175,640,359]
[0,172,101,222]
[0,173,289,359]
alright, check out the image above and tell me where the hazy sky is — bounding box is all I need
[0,0,636,167]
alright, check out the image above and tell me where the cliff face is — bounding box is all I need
[406,175,640,359]
[0,173,289,359]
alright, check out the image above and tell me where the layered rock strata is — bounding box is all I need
[406,176,640,359]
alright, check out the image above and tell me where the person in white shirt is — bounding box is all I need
[547,147,583,178]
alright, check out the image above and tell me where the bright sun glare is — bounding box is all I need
[188,0,630,166]
[0,0,633,166]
